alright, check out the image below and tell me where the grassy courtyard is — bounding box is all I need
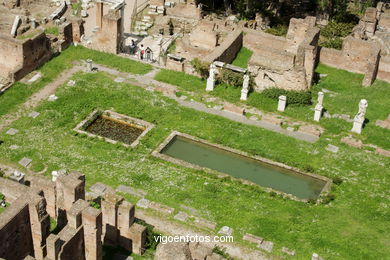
[0,52,389,259]
[154,65,390,150]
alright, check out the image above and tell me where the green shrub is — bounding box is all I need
[217,69,244,87]
[0,193,4,201]
[261,88,312,106]
[212,246,232,259]
[265,24,288,36]
[135,218,160,251]
[89,201,101,209]
[320,21,355,50]
[190,58,210,79]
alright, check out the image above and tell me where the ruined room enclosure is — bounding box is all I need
[153,131,331,202]
[74,110,155,148]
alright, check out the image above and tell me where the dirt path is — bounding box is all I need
[0,66,82,132]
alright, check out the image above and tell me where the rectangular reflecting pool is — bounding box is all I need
[153,132,330,200]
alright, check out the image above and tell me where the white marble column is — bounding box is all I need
[314,91,324,122]
[278,95,287,112]
[206,63,217,92]
[240,74,250,101]
[351,99,368,134]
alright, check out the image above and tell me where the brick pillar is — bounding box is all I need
[101,191,123,247]
[96,2,103,28]
[28,194,50,260]
[82,207,103,260]
[122,223,147,255]
[67,199,89,229]
[117,201,135,251]
[46,234,62,260]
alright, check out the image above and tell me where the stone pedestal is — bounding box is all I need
[86,59,93,72]
[314,105,323,122]
[206,77,215,91]
[240,88,248,101]
[351,117,364,134]
[277,95,287,112]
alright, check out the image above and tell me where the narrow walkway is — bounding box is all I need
[0,63,320,145]
[0,66,82,131]
[135,209,269,260]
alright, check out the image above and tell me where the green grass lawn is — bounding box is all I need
[0,45,152,120]
[0,70,389,259]
[231,47,253,68]
[154,64,390,150]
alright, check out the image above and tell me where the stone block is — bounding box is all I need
[174,211,189,222]
[298,125,322,137]
[194,217,216,230]
[6,128,19,135]
[376,147,390,157]
[28,111,40,118]
[116,185,147,197]
[243,233,263,244]
[218,226,233,236]
[136,198,150,209]
[258,240,273,252]
[90,182,108,196]
[281,247,296,256]
[18,157,32,168]
[326,144,339,153]
[149,201,174,214]
[341,136,363,149]
[262,114,283,125]
[223,103,245,115]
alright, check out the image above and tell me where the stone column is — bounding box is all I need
[240,74,250,101]
[277,95,287,112]
[30,18,37,29]
[96,1,103,29]
[86,59,93,72]
[314,91,324,122]
[206,63,216,92]
[351,99,368,134]
[82,207,103,260]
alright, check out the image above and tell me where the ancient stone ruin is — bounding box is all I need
[0,171,146,260]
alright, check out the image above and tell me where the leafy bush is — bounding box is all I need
[217,69,244,87]
[261,88,312,106]
[320,21,355,50]
[0,193,4,201]
[265,24,288,36]
[190,58,210,79]
[212,246,233,260]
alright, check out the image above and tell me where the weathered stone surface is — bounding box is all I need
[48,94,58,101]
[149,201,174,214]
[376,147,390,157]
[174,211,189,222]
[155,242,192,260]
[6,128,18,135]
[218,226,233,236]
[28,111,40,118]
[326,144,339,153]
[298,125,322,137]
[114,77,125,83]
[282,246,296,256]
[341,136,363,149]
[194,217,216,230]
[116,185,147,197]
[136,198,150,209]
[223,103,245,115]
[262,114,283,125]
[243,233,263,244]
[258,240,273,252]
[89,182,108,196]
[18,157,32,167]
[375,114,390,130]
[189,242,213,260]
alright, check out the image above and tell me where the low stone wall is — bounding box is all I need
[377,55,390,83]
[203,30,243,64]
[0,32,51,81]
